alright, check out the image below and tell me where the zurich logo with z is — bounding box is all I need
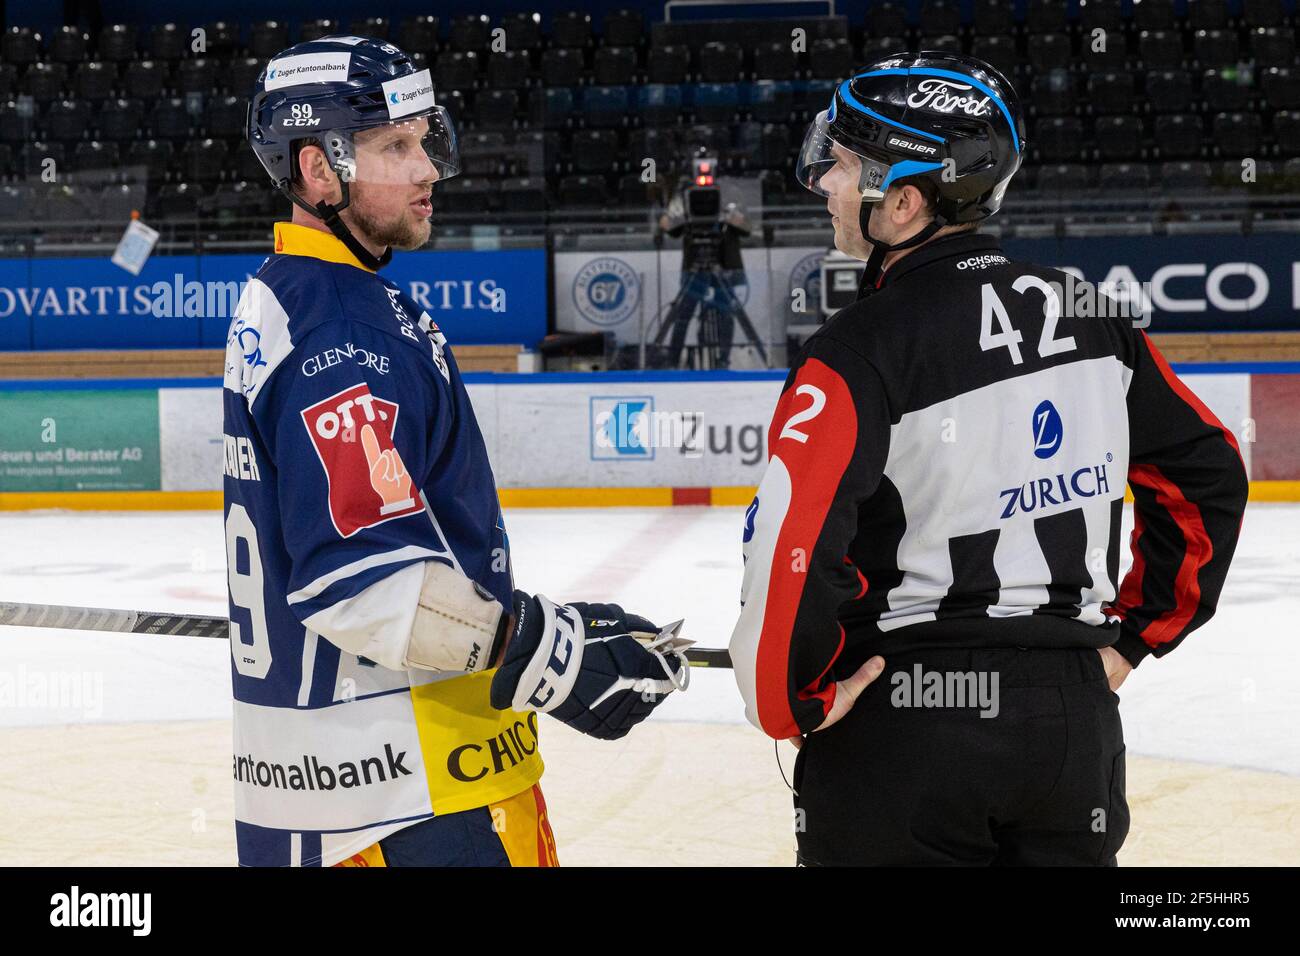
[1032,400,1063,459]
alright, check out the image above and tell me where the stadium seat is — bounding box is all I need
[1089,71,1136,115]
[475,89,519,130]
[1134,0,1176,31]
[687,122,730,155]
[1079,0,1124,33]
[228,58,264,96]
[809,38,854,80]
[1187,0,1229,30]
[593,46,637,86]
[124,61,165,100]
[199,21,238,58]
[23,141,65,177]
[1082,35,1128,72]
[124,138,174,181]
[1242,0,1286,28]
[692,83,741,124]
[699,42,744,83]
[570,129,619,172]
[46,184,99,222]
[919,0,962,37]
[1035,163,1094,194]
[396,16,440,56]
[1193,29,1240,68]
[604,9,645,48]
[1139,30,1184,72]
[758,122,791,169]
[627,126,677,170]
[74,62,118,102]
[460,131,508,177]
[1160,159,1212,190]
[542,47,585,86]
[0,101,33,145]
[1202,69,1252,112]
[183,137,228,182]
[1034,117,1085,163]
[1,26,41,67]
[450,14,490,51]
[178,59,217,96]
[1154,113,1204,158]
[1249,28,1297,70]
[45,100,92,143]
[146,22,186,61]
[151,98,194,139]
[748,80,794,123]
[617,171,656,206]
[866,2,909,38]
[1274,111,1300,156]
[968,35,1019,78]
[97,98,146,141]
[861,35,908,62]
[232,142,264,181]
[919,35,963,55]
[1262,68,1300,110]
[1025,0,1068,33]
[1095,115,1144,161]
[500,176,548,212]
[1027,35,1072,74]
[209,180,267,222]
[552,11,594,49]
[1212,112,1263,157]
[248,21,289,60]
[24,63,69,103]
[500,13,544,51]
[0,65,17,97]
[647,45,690,85]
[98,24,138,63]
[436,52,481,92]
[751,41,797,81]
[531,86,574,128]
[1098,161,1153,193]
[155,181,202,217]
[440,176,498,213]
[582,86,630,127]
[487,50,532,89]
[208,96,246,139]
[48,26,89,65]
[556,173,609,208]
[1145,70,1195,112]
[1031,71,1078,116]
[101,182,146,220]
[72,139,120,175]
[972,0,1015,35]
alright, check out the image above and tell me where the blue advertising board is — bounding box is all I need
[0,247,548,351]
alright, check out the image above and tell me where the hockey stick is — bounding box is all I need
[0,601,735,668]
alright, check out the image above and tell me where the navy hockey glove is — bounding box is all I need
[489,591,688,740]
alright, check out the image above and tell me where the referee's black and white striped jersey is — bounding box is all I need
[730,232,1249,740]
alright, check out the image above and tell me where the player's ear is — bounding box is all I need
[891,183,928,227]
[298,143,340,204]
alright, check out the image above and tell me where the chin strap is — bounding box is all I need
[856,199,946,296]
[283,180,393,271]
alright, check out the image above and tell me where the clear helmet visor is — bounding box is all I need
[321,105,460,187]
[795,109,893,203]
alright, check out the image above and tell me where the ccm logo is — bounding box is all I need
[888,136,937,155]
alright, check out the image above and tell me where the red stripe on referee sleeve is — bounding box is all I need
[1125,462,1213,646]
[1141,332,1244,462]
[754,358,858,737]
[1107,507,1146,623]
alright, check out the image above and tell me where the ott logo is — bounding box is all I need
[302,382,423,537]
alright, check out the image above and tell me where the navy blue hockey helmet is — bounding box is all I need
[247,35,460,268]
[797,51,1026,224]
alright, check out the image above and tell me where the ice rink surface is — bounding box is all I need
[1,503,1297,865]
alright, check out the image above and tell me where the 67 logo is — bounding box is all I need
[301,382,424,537]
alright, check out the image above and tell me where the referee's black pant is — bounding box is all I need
[792,646,1129,866]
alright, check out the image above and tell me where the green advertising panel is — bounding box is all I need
[0,389,161,492]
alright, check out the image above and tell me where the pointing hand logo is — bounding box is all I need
[361,423,415,514]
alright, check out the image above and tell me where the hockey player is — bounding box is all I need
[729,53,1249,865]
[229,36,684,867]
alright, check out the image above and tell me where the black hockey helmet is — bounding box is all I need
[797,52,1027,281]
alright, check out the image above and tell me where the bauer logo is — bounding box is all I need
[1032,400,1064,459]
[573,257,640,327]
[590,397,654,460]
[382,69,436,119]
[301,383,424,537]
[264,52,352,91]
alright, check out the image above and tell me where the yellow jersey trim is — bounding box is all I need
[273,221,375,272]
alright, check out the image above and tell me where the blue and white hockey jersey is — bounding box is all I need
[222,222,542,867]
